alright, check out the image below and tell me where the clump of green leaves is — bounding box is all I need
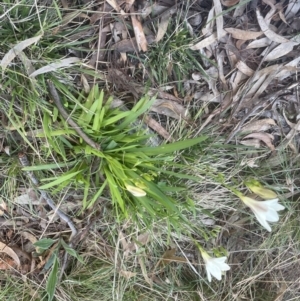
[36,84,207,224]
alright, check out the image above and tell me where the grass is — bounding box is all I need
[141,22,207,95]
[0,1,299,301]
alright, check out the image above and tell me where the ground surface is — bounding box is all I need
[0,1,300,300]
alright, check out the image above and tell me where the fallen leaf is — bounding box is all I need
[81,74,90,94]
[240,139,261,147]
[18,51,36,76]
[143,115,173,141]
[213,0,224,40]
[125,0,135,11]
[243,132,275,151]
[0,199,7,216]
[106,0,125,14]
[221,0,240,5]
[242,118,276,132]
[138,256,152,286]
[245,65,281,98]
[120,269,137,280]
[265,41,297,61]
[273,283,288,301]
[29,57,81,78]
[0,242,20,266]
[283,110,300,131]
[278,7,288,24]
[0,35,42,72]
[190,31,227,50]
[123,232,151,252]
[0,258,16,270]
[131,7,148,52]
[118,231,130,252]
[276,56,300,80]
[256,9,289,43]
[21,232,37,243]
[159,248,187,267]
[155,5,177,42]
[225,28,263,40]
[236,61,254,76]
[246,37,272,49]
[20,231,42,254]
[61,0,69,9]
[285,1,300,20]
[156,15,170,43]
[62,11,90,26]
[251,70,278,100]
[150,99,189,120]
[187,10,202,26]
[111,35,155,52]
[14,194,40,205]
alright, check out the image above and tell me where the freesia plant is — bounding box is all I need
[36,84,207,225]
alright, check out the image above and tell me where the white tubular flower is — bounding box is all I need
[240,196,285,232]
[201,251,230,282]
[125,184,146,197]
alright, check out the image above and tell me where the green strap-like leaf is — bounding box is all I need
[126,136,208,155]
[46,255,59,301]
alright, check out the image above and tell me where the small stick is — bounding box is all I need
[47,80,101,150]
[19,153,78,280]
[18,153,77,240]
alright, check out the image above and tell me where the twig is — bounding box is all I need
[18,153,78,240]
[59,217,98,281]
[47,80,101,150]
[19,153,78,280]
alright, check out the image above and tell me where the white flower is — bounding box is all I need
[125,184,146,197]
[240,196,285,232]
[201,251,230,282]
